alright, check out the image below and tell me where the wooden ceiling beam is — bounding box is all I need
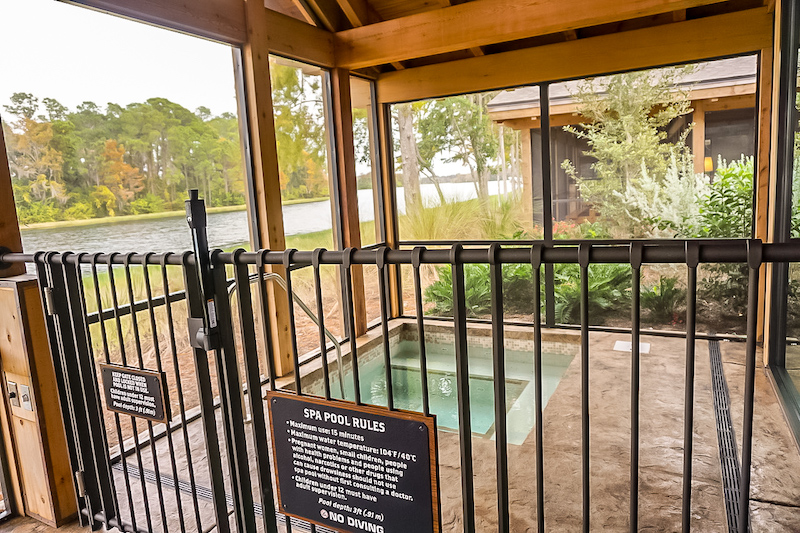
[266,7,336,66]
[376,8,772,103]
[335,0,731,69]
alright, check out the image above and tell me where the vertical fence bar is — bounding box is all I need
[411,247,430,416]
[123,253,169,533]
[539,83,556,327]
[450,244,475,533]
[257,251,278,392]
[141,252,186,533]
[160,253,204,532]
[71,252,121,528]
[488,244,510,533]
[342,248,361,404]
[578,244,591,533]
[377,247,395,410]
[232,256,279,533]
[312,249,334,400]
[105,253,154,533]
[282,249,302,395]
[62,253,119,526]
[181,254,231,533]
[682,242,700,532]
[737,240,762,533]
[629,243,643,532]
[211,250,256,533]
[88,253,129,527]
[530,245,545,532]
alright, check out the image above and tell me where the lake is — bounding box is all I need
[20,181,515,254]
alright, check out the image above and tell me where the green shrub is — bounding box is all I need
[424,264,491,317]
[641,276,685,324]
[423,261,631,325]
[688,156,753,318]
[693,156,753,239]
[63,201,95,221]
[552,263,631,324]
[16,201,61,224]
[130,193,165,214]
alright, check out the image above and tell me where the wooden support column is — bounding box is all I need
[0,277,77,526]
[755,47,774,343]
[331,68,368,337]
[692,99,707,175]
[763,0,784,361]
[377,101,402,317]
[0,126,24,277]
[242,0,294,376]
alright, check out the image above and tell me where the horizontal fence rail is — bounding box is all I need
[0,234,792,533]
[5,239,800,268]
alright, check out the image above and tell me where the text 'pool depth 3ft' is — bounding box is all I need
[267,391,441,533]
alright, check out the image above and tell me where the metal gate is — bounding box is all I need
[1,191,792,533]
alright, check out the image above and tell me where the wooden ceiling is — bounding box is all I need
[263,0,766,75]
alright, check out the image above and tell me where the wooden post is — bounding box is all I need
[331,68,368,337]
[242,0,294,376]
[763,1,784,362]
[0,277,77,526]
[377,101,402,317]
[755,47,774,343]
[692,99,706,175]
[0,125,24,277]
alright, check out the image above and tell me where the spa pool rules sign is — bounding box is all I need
[267,391,440,533]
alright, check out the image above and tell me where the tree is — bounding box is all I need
[3,94,66,197]
[3,91,248,222]
[99,139,144,212]
[270,60,330,200]
[395,103,423,212]
[561,66,696,235]
[418,93,499,213]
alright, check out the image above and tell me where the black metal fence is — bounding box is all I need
[1,194,796,533]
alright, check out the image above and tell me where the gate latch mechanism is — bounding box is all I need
[188,317,218,351]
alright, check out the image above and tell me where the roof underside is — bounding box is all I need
[263,0,766,74]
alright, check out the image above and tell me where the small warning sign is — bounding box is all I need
[100,364,168,423]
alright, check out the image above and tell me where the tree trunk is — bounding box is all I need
[396,104,422,213]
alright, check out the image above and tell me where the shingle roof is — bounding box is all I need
[487,56,757,114]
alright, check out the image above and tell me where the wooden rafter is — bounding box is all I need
[295,0,344,31]
[335,0,731,69]
[376,8,772,103]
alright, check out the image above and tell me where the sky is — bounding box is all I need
[0,0,240,119]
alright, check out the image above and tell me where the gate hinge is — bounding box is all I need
[43,287,56,316]
[74,470,86,498]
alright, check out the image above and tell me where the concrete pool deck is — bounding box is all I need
[7,327,800,532]
[435,331,800,531]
